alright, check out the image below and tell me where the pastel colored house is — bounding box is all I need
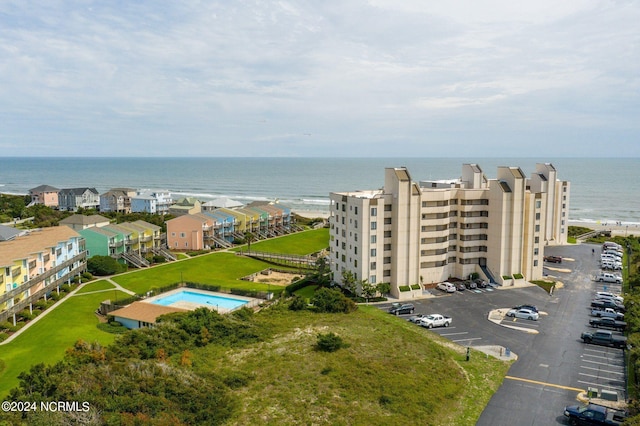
[100,188,137,213]
[58,187,100,212]
[0,227,86,324]
[169,197,202,217]
[131,190,173,215]
[28,185,60,208]
[166,213,216,251]
[59,214,111,231]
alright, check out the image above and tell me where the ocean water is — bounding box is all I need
[0,157,638,225]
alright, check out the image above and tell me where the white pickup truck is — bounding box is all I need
[419,314,452,329]
[591,307,625,321]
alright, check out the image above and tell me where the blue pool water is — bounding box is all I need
[151,290,248,309]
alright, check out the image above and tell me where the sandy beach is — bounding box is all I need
[293,210,330,219]
[568,220,639,237]
[292,212,638,237]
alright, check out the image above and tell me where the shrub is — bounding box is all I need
[97,322,128,334]
[0,332,7,343]
[222,371,254,389]
[311,288,357,313]
[399,285,411,292]
[289,295,307,311]
[410,284,421,290]
[316,332,349,352]
[502,275,512,280]
[87,255,127,276]
[513,273,524,279]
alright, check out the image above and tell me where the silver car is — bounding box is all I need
[506,308,539,321]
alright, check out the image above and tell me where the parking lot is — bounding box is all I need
[378,242,628,425]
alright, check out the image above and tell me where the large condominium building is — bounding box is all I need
[329,163,570,299]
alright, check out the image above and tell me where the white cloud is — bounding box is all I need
[0,0,638,157]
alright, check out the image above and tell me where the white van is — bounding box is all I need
[602,261,622,270]
[595,272,622,283]
[601,253,621,262]
[603,242,622,251]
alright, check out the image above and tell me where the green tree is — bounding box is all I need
[311,288,357,313]
[376,282,391,297]
[87,255,126,276]
[341,270,358,296]
[360,280,376,301]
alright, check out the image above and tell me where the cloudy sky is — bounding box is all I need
[1,0,638,157]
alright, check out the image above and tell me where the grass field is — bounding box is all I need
[192,304,511,425]
[231,228,329,255]
[114,228,329,295]
[75,279,116,294]
[0,229,330,398]
[0,290,130,397]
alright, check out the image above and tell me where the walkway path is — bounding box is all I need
[0,277,134,346]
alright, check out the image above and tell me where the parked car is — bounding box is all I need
[596,292,623,303]
[591,299,625,313]
[595,273,622,284]
[581,329,627,349]
[463,280,477,290]
[564,403,626,425]
[419,314,453,329]
[506,308,539,321]
[474,278,488,288]
[454,282,466,291]
[436,282,456,293]
[388,303,415,315]
[544,255,562,263]
[591,307,625,321]
[407,314,428,323]
[513,304,538,313]
[589,317,627,331]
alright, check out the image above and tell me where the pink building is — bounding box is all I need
[28,185,60,208]
[166,213,216,251]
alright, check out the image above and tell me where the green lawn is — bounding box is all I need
[232,228,329,255]
[75,279,116,294]
[294,284,319,300]
[0,290,129,398]
[112,252,283,295]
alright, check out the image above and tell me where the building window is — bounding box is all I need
[371,207,377,216]
[536,200,541,208]
[384,204,392,211]
[355,220,358,229]
[341,255,346,262]
[535,225,540,232]
[354,260,358,267]
[371,235,377,244]
[384,231,391,238]
[354,247,358,255]
[535,213,540,220]
[383,270,391,277]
[384,218,392,225]
[371,222,377,230]
[534,237,539,243]
[383,257,391,264]
[371,248,377,256]
[384,244,391,251]
[534,248,539,255]
[180,232,186,238]
[534,260,538,266]
[370,262,377,269]
[370,275,377,284]
[355,206,358,214]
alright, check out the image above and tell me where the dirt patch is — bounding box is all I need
[253,271,302,286]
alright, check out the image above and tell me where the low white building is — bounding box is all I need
[329,163,570,299]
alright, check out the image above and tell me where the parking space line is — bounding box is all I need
[581,366,624,375]
[452,337,482,343]
[582,354,624,363]
[578,372,625,384]
[505,376,584,393]
[577,380,625,392]
[582,359,625,368]
[582,356,625,364]
[438,332,468,336]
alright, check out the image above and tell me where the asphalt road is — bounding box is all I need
[379,242,626,425]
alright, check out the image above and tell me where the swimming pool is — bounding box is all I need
[150,290,249,310]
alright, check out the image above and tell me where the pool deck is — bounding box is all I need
[141,288,259,314]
